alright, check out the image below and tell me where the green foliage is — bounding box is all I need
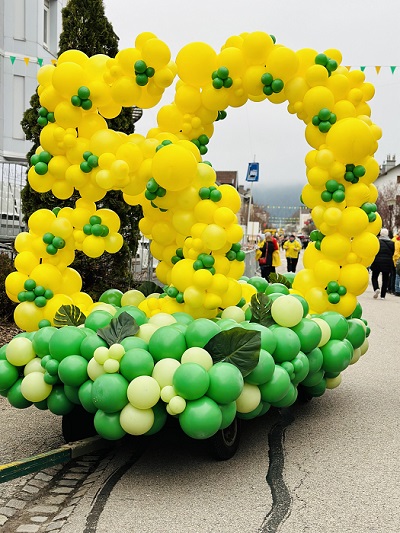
[268,272,291,288]
[97,312,139,346]
[249,292,274,327]
[0,253,17,321]
[54,305,86,327]
[20,0,143,300]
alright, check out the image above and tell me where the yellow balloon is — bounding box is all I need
[351,232,379,259]
[15,251,40,275]
[152,143,197,191]
[120,403,154,435]
[176,42,217,88]
[320,233,351,261]
[326,118,376,163]
[338,207,369,237]
[14,302,44,332]
[338,264,369,295]
[82,235,106,258]
[314,259,341,286]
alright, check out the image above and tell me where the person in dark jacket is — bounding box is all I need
[259,232,279,280]
[370,228,395,299]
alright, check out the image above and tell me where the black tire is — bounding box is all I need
[62,406,96,443]
[209,418,241,461]
[296,386,313,405]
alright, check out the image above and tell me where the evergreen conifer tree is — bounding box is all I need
[21,0,143,300]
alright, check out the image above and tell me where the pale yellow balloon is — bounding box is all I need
[236,383,261,413]
[120,403,154,435]
[6,337,36,366]
[152,358,181,388]
[127,376,161,409]
[21,372,52,402]
[311,317,331,346]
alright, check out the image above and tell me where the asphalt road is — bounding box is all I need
[1,251,399,533]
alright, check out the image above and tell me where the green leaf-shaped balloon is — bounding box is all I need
[54,305,86,327]
[204,327,261,377]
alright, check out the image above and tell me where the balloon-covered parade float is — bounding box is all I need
[0,31,381,457]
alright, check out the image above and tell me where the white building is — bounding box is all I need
[0,0,65,163]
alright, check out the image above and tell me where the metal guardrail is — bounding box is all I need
[0,161,27,243]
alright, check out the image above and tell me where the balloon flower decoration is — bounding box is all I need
[0,31,379,442]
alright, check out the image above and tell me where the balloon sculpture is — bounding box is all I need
[0,32,379,441]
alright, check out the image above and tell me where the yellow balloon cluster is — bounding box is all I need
[8,31,382,329]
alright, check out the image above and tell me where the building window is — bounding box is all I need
[44,0,50,48]
[14,0,26,41]
[13,76,25,140]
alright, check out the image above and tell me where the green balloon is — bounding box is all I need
[258,400,271,416]
[245,349,275,385]
[272,327,301,363]
[144,401,168,436]
[179,397,222,439]
[47,386,74,415]
[49,326,86,362]
[64,385,81,405]
[291,352,310,386]
[32,326,57,356]
[80,335,108,361]
[120,336,148,351]
[237,402,263,419]
[58,355,88,387]
[265,283,290,295]
[290,294,309,317]
[347,301,362,319]
[206,362,243,403]
[99,289,123,307]
[0,344,7,359]
[115,306,148,326]
[94,410,126,440]
[301,369,324,387]
[34,399,48,410]
[321,340,352,373]
[185,318,220,348]
[281,272,295,287]
[291,318,322,353]
[173,362,210,400]
[8,378,32,408]
[303,379,326,397]
[85,310,113,332]
[259,365,291,403]
[219,401,237,429]
[78,380,97,413]
[119,348,154,381]
[346,319,366,349]
[319,311,349,340]
[306,347,323,374]
[171,312,195,326]
[247,276,269,292]
[91,374,129,413]
[149,325,187,362]
[272,383,298,408]
[241,322,277,353]
[0,360,19,391]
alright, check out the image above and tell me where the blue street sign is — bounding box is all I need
[246,162,259,182]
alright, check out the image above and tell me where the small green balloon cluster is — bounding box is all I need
[216,110,227,121]
[344,163,365,184]
[321,179,345,203]
[80,151,99,173]
[193,253,216,274]
[83,215,109,237]
[225,243,246,262]
[71,86,92,110]
[17,279,54,308]
[361,202,377,222]
[155,139,172,152]
[30,151,52,175]
[315,53,338,76]
[134,60,155,86]
[37,106,55,127]
[40,354,61,385]
[42,232,66,255]
[145,177,167,201]
[325,280,347,305]
[171,247,184,265]
[312,108,337,133]
[165,286,185,304]
[198,186,222,202]
[191,134,209,155]
[261,72,284,96]
[310,229,325,250]
[211,66,233,89]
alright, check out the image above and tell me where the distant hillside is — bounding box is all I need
[252,183,304,218]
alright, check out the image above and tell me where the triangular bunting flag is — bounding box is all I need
[23,57,30,65]
[51,59,57,65]
[37,58,43,67]
[390,66,396,74]
[360,66,366,72]
[345,65,351,71]
[10,56,16,64]
[375,66,381,74]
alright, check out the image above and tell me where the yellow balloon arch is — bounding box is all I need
[6,31,382,331]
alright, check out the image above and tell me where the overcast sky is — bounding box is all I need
[103,0,400,205]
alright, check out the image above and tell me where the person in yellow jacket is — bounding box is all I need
[283,235,302,272]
